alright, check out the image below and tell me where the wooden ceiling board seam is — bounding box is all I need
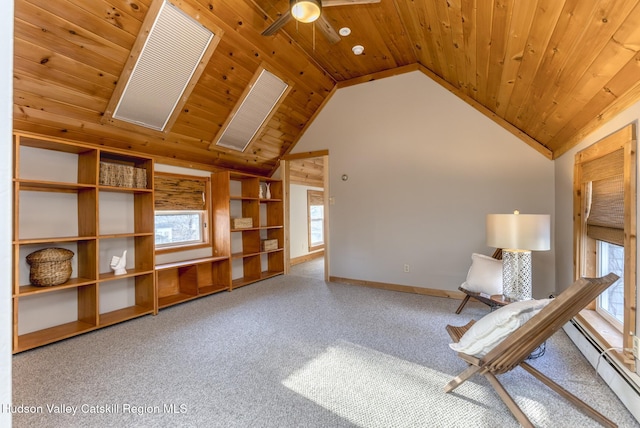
[179,96,226,122]
[420,0,451,81]
[493,0,537,117]
[14,73,109,113]
[460,0,478,98]
[14,90,105,125]
[14,1,133,66]
[432,0,460,87]
[503,0,565,127]
[549,50,640,156]
[370,3,419,66]
[445,0,469,90]
[169,121,216,143]
[392,0,438,72]
[63,0,148,38]
[13,55,115,101]
[473,0,495,106]
[531,0,640,143]
[13,38,120,94]
[517,0,603,133]
[339,4,416,68]
[13,18,127,77]
[21,0,139,48]
[525,0,637,140]
[484,0,515,112]
[290,162,325,173]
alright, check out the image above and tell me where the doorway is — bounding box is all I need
[282,151,329,281]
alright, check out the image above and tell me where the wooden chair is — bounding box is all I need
[455,248,503,314]
[445,273,619,428]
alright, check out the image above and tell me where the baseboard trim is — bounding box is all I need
[329,276,465,300]
[564,320,640,423]
[290,251,324,266]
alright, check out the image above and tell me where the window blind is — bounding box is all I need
[308,190,323,206]
[583,149,624,246]
[155,173,207,210]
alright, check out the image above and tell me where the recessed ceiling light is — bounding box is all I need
[339,27,351,36]
[352,45,364,55]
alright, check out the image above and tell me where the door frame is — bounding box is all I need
[281,150,329,281]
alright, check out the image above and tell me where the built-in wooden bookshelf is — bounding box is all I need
[212,171,284,290]
[155,256,230,310]
[12,132,155,353]
[12,134,285,352]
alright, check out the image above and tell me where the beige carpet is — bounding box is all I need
[11,262,639,427]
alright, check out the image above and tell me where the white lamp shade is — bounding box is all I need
[486,213,551,251]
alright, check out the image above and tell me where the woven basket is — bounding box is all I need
[26,248,74,287]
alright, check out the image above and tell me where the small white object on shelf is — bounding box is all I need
[265,183,271,199]
[110,250,127,275]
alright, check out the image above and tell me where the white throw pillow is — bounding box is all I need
[460,253,503,295]
[449,298,551,358]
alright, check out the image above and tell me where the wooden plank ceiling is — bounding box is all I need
[13,0,640,177]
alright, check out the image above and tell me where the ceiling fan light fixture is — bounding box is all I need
[290,0,322,23]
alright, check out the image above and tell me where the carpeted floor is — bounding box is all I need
[11,259,640,427]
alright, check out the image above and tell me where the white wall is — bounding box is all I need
[292,71,557,297]
[290,184,323,259]
[1,2,13,425]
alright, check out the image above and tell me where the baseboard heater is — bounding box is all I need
[568,319,640,395]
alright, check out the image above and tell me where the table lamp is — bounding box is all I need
[486,211,550,301]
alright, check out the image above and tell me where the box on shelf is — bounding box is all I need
[133,167,147,189]
[99,162,147,189]
[232,218,253,229]
[99,162,116,186]
[261,239,278,251]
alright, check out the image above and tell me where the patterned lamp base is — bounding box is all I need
[502,250,532,301]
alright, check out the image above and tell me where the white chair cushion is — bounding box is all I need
[449,298,551,358]
[460,253,503,295]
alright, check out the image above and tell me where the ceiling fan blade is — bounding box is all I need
[322,0,381,7]
[316,15,341,44]
[262,10,292,36]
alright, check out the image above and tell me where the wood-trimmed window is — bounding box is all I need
[307,190,324,252]
[154,172,211,253]
[573,123,636,371]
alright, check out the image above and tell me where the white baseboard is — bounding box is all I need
[563,321,640,423]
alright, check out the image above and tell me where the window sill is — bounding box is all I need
[155,242,210,255]
[574,309,635,370]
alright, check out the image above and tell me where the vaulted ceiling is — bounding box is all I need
[13,0,640,176]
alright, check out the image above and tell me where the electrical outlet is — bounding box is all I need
[403,264,410,273]
[633,335,640,359]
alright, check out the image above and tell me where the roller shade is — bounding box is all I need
[584,148,624,246]
[155,174,207,210]
[308,190,323,206]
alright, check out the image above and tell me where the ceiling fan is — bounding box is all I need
[261,0,381,44]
